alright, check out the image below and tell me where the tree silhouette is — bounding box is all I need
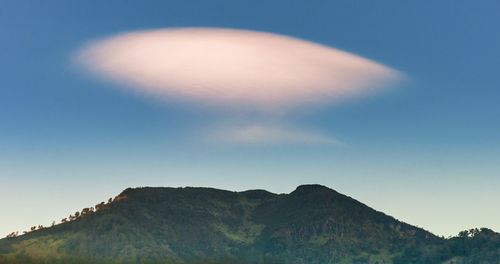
[95,202,106,211]
[5,232,18,238]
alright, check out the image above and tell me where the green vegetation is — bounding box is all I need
[0,185,499,263]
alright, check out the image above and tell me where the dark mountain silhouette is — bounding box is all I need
[1,185,499,263]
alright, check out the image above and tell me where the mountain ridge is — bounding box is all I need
[1,184,499,264]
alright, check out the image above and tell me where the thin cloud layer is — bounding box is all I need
[209,125,340,144]
[77,28,401,109]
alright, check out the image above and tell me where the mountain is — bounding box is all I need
[1,185,499,264]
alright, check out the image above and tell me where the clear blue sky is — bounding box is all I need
[1,0,499,237]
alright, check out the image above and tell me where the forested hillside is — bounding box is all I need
[1,185,499,264]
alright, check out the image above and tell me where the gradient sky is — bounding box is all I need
[1,0,500,237]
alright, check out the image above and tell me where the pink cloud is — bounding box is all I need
[76,28,402,109]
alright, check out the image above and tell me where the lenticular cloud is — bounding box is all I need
[77,28,401,108]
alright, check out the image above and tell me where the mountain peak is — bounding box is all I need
[291,184,338,197]
[294,184,330,191]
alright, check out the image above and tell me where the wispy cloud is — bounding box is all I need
[208,125,341,145]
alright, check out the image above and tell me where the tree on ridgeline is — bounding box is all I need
[81,207,95,216]
[95,202,106,211]
[5,232,18,238]
[81,208,90,216]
